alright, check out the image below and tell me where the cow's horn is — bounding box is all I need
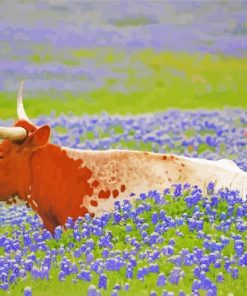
[17,81,32,124]
[0,127,27,141]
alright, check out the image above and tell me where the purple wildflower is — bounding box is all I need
[87,285,98,296]
[23,287,32,296]
[98,273,107,289]
[157,273,166,287]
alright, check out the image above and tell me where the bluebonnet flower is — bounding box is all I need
[125,224,132,232]
[173,184,183,197]
[113,213,122,224]
[111,289,118,296]
[149,263,159,273]
[239,252,247,266]
[0,283,9,291]
[102,248,109,258]
[90,259,103,274]
[86,239,95,250]
[169,267,182,285]
[139,193,147,200]
[157,273,166,287]
[137,268,146,280]
[73,249,82,258]
[87,285,98,296]
[125,267,133,279]
[185,191,201,208]
[152,212,159,224]
[123,283,129,291]
[86,252,94,264]
[58,271,65,281]
[54,226,63,240]
[105,258,124,271]
[114,201,121,212]
[231,267,239,279]
[113,283,121,291]
[216,272,224,282]
[207,182,215,195]
[162,245,174,256]
[98,273,107,289]
[23,287,32,296]
[163,188,170,195]
[99,235,112,249]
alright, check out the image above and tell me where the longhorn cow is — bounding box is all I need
[0,82,246,233]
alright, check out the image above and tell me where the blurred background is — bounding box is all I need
[0,0,247,119]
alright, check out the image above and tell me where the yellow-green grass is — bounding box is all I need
[1,49,247,119]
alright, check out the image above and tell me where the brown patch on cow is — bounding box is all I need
[170,155,175,160]
[168,178,172,182]
[29,145,94,232]
[178,169,182,173]
[112,189,119,198]
[165,170,168,174]
[144,152,149,155]
[6,200,12,205]
[92,180,99,188]
[181,163,185,167]
[162,155,167,160]
[90,200,98,207]
[120,184,126,193]
[111,176,116,181]
[98,189,111,199]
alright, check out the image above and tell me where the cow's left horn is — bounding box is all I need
[17,81,32,124]
[0,127,27,141]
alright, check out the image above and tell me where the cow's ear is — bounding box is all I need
[31,125,51,147]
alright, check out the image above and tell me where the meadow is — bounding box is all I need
[0,108,246,296]
[1,49,247,119]
[0,2,247,295]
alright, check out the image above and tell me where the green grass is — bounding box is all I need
[1,49,247,119]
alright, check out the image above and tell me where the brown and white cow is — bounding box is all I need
[0,82,246,233]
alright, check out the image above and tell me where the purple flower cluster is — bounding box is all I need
[0,182,246,295]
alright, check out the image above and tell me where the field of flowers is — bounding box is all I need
[1,1,247,295]
[0,109,246,296]
[1,1,247,118]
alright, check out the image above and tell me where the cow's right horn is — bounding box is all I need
[17,81,32,124]
[0,127,27,141]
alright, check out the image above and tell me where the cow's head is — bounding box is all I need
[0,82,51,201]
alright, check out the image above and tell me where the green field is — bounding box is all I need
[1,49,247,119]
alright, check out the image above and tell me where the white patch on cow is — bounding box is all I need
[62,147,247,203]
[27,194,31,199]
[216,159,243,173]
